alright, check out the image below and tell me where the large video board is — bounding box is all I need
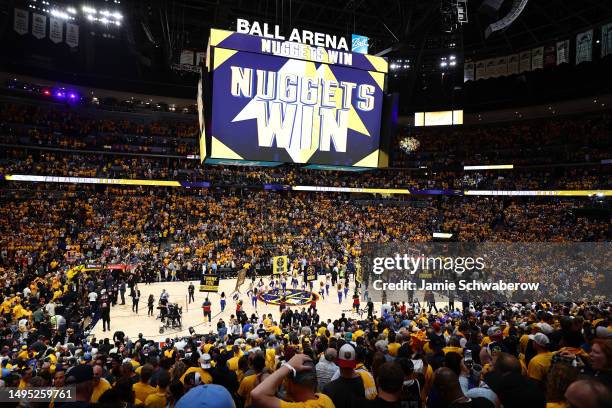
[206,29,387,167]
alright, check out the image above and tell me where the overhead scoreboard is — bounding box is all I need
[199,28,390,168]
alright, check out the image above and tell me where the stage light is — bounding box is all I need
[67,7,77,14]
[113,12,123,19]
[55,91,65,98]
[50,10,70,20]
[114,21,121,26]
[450,61,456,66]
[82,5,96,14]
[43,89,51,96]
[69,93,77,100]
[100,17,109,24]
[440,61,448,67]
[450,55,456,60]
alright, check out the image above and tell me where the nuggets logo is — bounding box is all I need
[259,288,319,306]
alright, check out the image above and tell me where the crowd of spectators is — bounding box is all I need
[1,149,609,190]
[0,98,610,407]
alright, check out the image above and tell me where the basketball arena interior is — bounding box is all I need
[0,1,611,407]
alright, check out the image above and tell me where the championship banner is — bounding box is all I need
[200,273,220,292]
[556,40,570,64]
[495,56,508,77]
[306,265,317,282]
[601,23,612,58]
[66,23,79,48]
[576,29,593,64]
[180,50,194,65]
[32,13,46,40]
[531,47,544,70]
[507,54,519,75]
[543,45,556,67]
[463,61,474,82]
[207,28,386,168]
[234,268,247,292]
[49,17,63,44]
[519,50,531,72]
[475,60,485,80]
[14,8,28,35]
[484,59,496,79]
[272,256,288,275]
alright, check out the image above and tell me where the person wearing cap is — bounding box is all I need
[322,343,366,408]
[180,354,213,385]
[527,332,552,385]
[251,353,334,408]
[175,383,236,408]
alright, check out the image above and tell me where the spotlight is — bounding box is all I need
[440,61,448,67]
[450,61,456,66]
[42,89,51,96]
[55,91,64,98]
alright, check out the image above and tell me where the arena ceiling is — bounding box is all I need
[132,0,612,56]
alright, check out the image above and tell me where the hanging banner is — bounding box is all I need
[485,58,496,79]
[66,23,79,47]
[306,265,317,282]
[495,56,508,77]
[180,50,194,65]
[14,8,29,35]
[463,61,475,82]
[199,273,220,292]
[49,17,63,44]
[196,51,206,65]
[272,255,288,275]
[519,50,531,72]
[601,23,612,58]
[507,54,519,75]
[531,46,544,69]
[576,29,593,64]
[556,40,570,64]
[544,45,556,67]
[32,13,46,40]
[475,60,486,80]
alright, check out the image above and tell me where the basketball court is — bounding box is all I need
[90,277,451,342]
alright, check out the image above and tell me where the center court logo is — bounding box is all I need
[351,34,369,54]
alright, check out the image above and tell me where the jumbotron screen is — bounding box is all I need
[205,29,387,167]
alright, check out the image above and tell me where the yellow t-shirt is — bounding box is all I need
[227,356,240,371]
[179,367,213,384]
[442,346,464,356]
[527,351,553,382]
[144,391,167,408]
[133,382,156,403]
[90,378,112,402]
[279,393,335,408]
[237,374,259,407]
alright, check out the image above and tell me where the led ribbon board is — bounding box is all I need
[207,29,387,167]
